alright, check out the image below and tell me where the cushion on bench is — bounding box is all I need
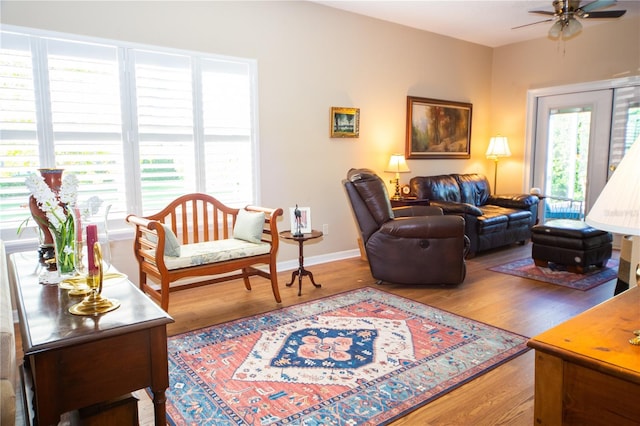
[154,238,271,270]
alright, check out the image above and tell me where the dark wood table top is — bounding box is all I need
[279,230,323,241]
[10,251,174,355]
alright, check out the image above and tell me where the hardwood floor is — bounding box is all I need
[131,243,617,425]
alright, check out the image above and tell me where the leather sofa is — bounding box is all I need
[343,168,469,285]
[409,173,539,257]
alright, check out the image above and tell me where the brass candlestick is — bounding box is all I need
[69,242,120,316]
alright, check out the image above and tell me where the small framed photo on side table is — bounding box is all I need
[289,206,312,234]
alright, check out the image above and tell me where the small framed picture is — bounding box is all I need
[289,206,312,234]
[330,107,360,138]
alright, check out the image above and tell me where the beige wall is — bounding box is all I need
[2,1,639,273]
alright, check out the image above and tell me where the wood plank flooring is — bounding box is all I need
[130,242,619,425]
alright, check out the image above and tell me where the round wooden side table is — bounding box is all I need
[279,230,323,296]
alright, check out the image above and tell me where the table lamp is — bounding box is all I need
[385,154,410,200]
[486,135,511,194]
[585,137,640,345]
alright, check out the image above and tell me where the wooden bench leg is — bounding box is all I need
[160,278,170,312]
[269,262,281,303]
[242,268,252,291]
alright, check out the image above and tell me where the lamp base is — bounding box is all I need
[70,293,120,316]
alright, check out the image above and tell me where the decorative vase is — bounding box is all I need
[27,168,78,283]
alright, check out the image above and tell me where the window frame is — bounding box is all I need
[0,25,260,248]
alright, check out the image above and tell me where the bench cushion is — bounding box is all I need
[159,238,271,270]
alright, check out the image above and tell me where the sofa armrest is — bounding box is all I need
[429,200,483,216]
[487,194,539,210]
[392,205,443,218]
[379,215,465,239]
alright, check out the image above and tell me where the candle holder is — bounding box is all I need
[69,242,120,316]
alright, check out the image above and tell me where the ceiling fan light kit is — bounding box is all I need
[517,0,626,40]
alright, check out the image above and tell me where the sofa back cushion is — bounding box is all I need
[410,175,461,202]
[453,174,491,206]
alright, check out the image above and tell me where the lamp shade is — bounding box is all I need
[549,20,564,38]
[585,138,640,236]
[564,18,582,37]
[486,136,511,159]
[385,154,410,173]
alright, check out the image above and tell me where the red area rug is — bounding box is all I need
[165,287,529,425]
[489,258,618,291]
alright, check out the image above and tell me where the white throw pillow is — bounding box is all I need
[148,223,182,257]
[233,209,265,243]
[162,224,181,257]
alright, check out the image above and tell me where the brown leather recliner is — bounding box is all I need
[343,168,469,285]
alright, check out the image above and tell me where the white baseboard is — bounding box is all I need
[277,249,361,272]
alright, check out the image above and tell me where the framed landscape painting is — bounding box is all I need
[330,107,360,138]
[405,96,472,159]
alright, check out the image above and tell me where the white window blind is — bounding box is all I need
[130,49,197,213]
[0,33,39,228]
[0,27,258,242]
[45,38,125,217]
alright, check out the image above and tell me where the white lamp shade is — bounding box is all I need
[586,138,640,236]
[385,154,410,173]
[486,136,511,159]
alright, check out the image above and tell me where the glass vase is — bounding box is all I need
[54,207,76,279]
[73,200,112,279]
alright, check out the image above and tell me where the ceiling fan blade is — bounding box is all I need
[512,18,554,30]
[580,0,617,13]
[529,10,557,16]
[582,10,626,18]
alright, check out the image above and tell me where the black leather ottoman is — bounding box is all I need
[531,219,612,274]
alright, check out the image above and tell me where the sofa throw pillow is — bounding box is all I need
[233,209,265,243]
[148,224,181,257]
[161,224,181,257]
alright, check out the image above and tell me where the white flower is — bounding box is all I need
[58,174,78,204]
[25,171,78,233]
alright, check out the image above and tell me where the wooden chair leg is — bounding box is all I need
[269,261,281,303]
[160,278,170,312]
[242,268,252,291]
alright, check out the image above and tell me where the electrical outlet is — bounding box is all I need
[322,224,329,235]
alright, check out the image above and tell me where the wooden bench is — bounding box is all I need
[126,193,283,312]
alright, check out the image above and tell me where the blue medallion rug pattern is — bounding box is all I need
[165,287,529,425]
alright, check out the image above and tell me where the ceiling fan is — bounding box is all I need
[515,0,627,39]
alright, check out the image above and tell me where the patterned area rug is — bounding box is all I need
[165,287,529,425]
[489,258,618,291]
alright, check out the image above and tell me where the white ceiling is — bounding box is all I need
[312,1,640,47]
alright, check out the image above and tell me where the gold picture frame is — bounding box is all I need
[330,107,360,138]
[406,96,472,159]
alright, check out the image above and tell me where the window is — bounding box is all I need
[0,26,258,242]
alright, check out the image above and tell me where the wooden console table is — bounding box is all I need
[527,286,640,425]
[9,251,174,426]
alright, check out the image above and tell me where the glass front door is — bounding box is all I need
[533,90,613,223]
